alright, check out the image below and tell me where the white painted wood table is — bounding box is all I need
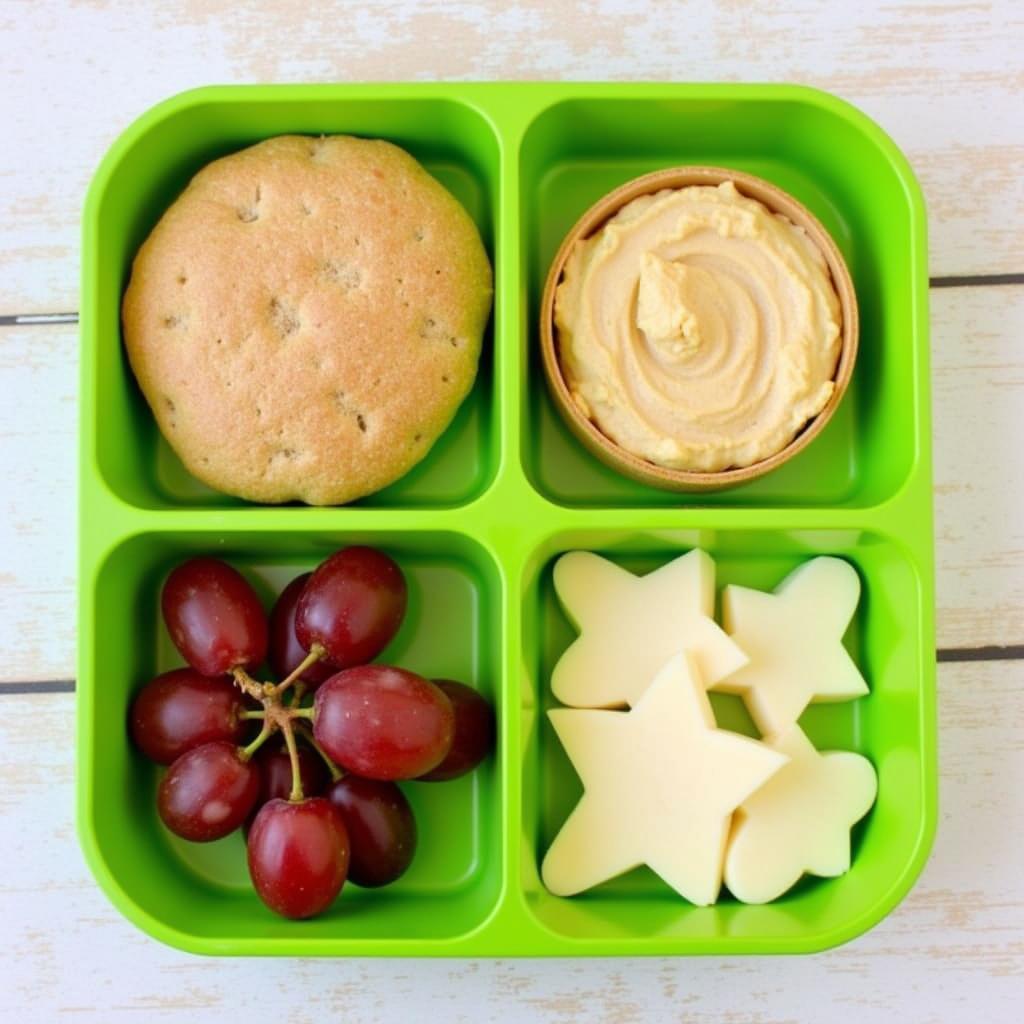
[1,1,1022,1020]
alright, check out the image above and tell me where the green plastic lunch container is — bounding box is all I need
[78,82,935,956]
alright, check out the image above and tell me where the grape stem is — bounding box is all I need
[230,659,328,795]
[279,716,304,802]
[240,718,275,760]
[275,643,325,697]
[231,667,266,701]
[295,722,343,782]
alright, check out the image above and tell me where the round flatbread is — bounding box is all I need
[122,134,492,505]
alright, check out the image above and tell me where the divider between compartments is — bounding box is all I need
[485,83,549,515]
[483,83,574,942]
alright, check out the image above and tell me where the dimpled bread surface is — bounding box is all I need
[122,135,493,505]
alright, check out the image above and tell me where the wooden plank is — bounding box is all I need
[1,286,1022,682]
[0,325,76,684]
[2,658,1020,1021]
[0,0,1022,314]
[932,285,1024,648]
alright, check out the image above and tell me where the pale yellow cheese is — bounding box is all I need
[714,557,868,733]
[542,653,787,905]
[724,724,878,903]
[552,549,747,708]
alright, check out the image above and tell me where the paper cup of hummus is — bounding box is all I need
[540,166,858,492]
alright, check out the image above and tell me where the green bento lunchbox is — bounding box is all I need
[78,82,935,956]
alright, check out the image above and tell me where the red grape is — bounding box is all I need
[254,742,329,806]
[247,797,350,919]
[326,775,417,887]
[295,547,407,668]
[161,558,268,677]
[418,680,495,781]
[157,740,260,842]
[268,573,335,687]
[313,665,454,780]
[130,667,249,764]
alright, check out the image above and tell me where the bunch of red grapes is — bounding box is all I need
[129,545,495,919]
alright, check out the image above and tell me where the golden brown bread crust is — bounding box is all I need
[122,135,492,505]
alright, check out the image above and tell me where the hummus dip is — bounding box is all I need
[554,180,842,472]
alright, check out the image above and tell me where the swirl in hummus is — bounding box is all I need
[554,180,842,472]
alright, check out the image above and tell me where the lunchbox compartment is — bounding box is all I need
[78,528,504,951]
[83,91,501,512]
[519,525,934,951]
[519,92,923,510]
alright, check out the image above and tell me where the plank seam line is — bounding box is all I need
[0,680,76,694]
[0,312,78,325]
[929,273,1024,288]
[936,644,1024,663]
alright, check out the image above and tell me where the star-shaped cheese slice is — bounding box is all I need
[551,549,747,708]
[542,653,787,905]
[724,724,878,903]
[713,557,868,733]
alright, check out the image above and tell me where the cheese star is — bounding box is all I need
[551,549,747,708]
[724,724,878,903]
[542,654,787,905]
[714,557,868,733]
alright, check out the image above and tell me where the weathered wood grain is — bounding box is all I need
[1,658,1019,1022]
[932,285,1024,647]
[0,0,1023,314]
[0,324,76,684]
